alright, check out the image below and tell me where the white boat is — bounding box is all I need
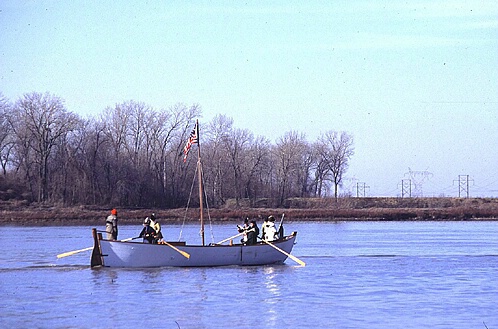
[90,120,301,268]
[90,229,298,268]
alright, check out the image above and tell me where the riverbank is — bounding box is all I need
[1,197,497,226]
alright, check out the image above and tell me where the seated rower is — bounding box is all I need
[149,213,163,243]
[237,218,249,244]
[139,217,156,244]
[245,220,260,245]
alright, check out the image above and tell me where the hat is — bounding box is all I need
[268,215,275,222]
[111,209,117,215]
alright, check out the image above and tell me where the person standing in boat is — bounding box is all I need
[263,215,278,241]
[245,220,260,245]
[260,216,269,240]
[105,208,118,240]
[139,217,156,244]
[149,213,163,243]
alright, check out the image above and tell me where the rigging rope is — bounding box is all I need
[178,160,214,244]
[199,163,215,244]
[178,164,198,242]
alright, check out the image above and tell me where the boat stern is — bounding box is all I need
[90,228,104,267]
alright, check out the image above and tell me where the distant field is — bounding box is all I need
[1,197,497,226]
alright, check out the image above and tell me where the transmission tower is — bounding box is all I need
[454,175,473,198]
[342,177,359,197]
[356,182,370,197]
[404,168,433,197]
[400,179,412,198]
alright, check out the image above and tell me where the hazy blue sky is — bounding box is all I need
[1,1,497,197]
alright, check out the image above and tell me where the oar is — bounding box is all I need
[215,232,245,245]
[57,237,139,259]
[57,246,93,259]
[162,241,190,259]
[262,239,306,267]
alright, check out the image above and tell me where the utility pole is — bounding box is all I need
[454,175,473,198]
[356,182,369,197]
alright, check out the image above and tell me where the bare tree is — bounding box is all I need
[122,101,158,205]
[50,125,77,204]
[298,143,314,197]
[165,103,200,207]
[86,101,200,207]
[316,131,354,200]
[125,101,150,168]
[202,114,234,206]
[274,131,309,205]
[10,92,79,202]
[0,93,15,175]
[100,102,136,204]
[311,141,331,197]
[78,117,110,204]
[243,135,271,204]
[2,90,359,208]
[223,127,253,206]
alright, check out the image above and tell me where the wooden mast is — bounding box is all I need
[195,120,205,245]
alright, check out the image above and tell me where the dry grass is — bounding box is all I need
[0,197,497,226]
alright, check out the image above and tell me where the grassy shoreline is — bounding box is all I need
[1,197,497,226]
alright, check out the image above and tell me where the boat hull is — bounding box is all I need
[91,230,298,268]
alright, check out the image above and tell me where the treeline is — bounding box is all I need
[0,92,354,208]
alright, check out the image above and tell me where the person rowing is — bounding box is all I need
[139,217,156,244]
[245,220,260,245]
[237,218,250,244]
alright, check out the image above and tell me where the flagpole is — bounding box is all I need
[195,120,205,246]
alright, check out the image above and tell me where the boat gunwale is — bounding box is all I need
[99,231,297,249]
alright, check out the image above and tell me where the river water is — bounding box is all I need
[0,221,496,329]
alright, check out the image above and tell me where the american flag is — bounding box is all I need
[182,121,198,162]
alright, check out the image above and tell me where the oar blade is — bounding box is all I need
[288,253,306,267]
[164,241,191,259]
[57,246,93,259]
[262,239,305,267]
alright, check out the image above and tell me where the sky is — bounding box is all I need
[1,0,497,197]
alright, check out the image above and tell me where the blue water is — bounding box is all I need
[0,221,497,329]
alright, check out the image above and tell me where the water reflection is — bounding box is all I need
[261,266,282,327]
[262,266,281,300]
[140,268,162,283]
[90,267,118,286]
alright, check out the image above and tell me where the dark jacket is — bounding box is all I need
[246,224,259,245]
[139,225,156,244]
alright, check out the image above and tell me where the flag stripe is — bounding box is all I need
[183,122,198,162]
